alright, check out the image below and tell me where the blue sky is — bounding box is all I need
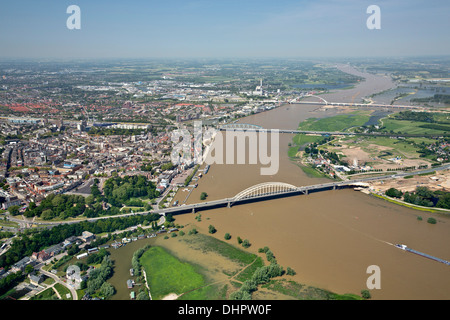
[0,0,449,59]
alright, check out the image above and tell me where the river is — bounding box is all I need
[172,65,450,300]
[109,65,449,300]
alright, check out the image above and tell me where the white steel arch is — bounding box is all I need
[304,94,328,105]
[233,182,299,201]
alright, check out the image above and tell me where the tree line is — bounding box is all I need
[0,213,160,270]
[21,175,158,221]
[385,186,450,209]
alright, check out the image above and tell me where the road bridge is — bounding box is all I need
[220,123,263,130]
[289,97,420,109]
[10,164,449,227]
[219,127,449,138]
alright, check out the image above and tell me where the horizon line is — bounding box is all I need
[1,54,449,62]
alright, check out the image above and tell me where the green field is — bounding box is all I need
[298,112,371,132]
[299,164,329,178]
[289,134,328,158]
[357,136,425,159]
[140,246,205,300]
[53,283,72,300]
[288,146,300,158]
[261,279,362,300]
[381,118,450,135]
[30,287,58,300]
[189,233,257,266]
[139,233,366,300]
[292,134,325,146]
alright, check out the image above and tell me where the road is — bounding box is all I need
[39,265,78,300]
[7,163,449,228]
[220,127,450,138]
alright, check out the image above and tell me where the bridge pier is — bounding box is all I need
[227,201,232,208]
[192,208,195,214]
[305,190,308,195]
[333,185,336,190]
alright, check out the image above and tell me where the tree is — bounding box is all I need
[85,195,95,206]
[91,183,102,198]
[200,192,208,201]
[161,162,174,171]
[258,246,270,253]
[416,186,434,200]
[265,250,276,263]
[41,209,54,220]
[436,193,450,209]
[242,239,251,248]
[24,264,35,274]
[237,236,243,244]
[208,225,216,234]
[52,195,65,207]
[28,202,37,211]
[137,291,150,300]
[7,206,20,216]
[100,282,116,299]
[229,290,252,300]
[361,289,371,299]
[286,267,296,276]
[427,217,437,224]
[385,188,403,199]
[224,233,231,240]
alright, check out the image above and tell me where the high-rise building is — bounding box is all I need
[77,120,87,131]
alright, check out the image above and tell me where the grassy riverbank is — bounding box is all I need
[140,246,205,300]
[138,232,363,300]
[297,111,371,132]
[370,193,450,215]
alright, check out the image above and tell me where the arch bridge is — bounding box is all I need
[229,182,301,206]
[290,94,328,105]
[220,123,263,130]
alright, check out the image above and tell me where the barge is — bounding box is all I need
[395,244,450,266]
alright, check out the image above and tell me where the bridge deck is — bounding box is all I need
[15,164,450,227]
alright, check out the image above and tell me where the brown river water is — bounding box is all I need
[111,65,450,300]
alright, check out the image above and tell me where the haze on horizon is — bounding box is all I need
[0,0,449,60]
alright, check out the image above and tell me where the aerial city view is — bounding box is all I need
[0,0,449,307]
